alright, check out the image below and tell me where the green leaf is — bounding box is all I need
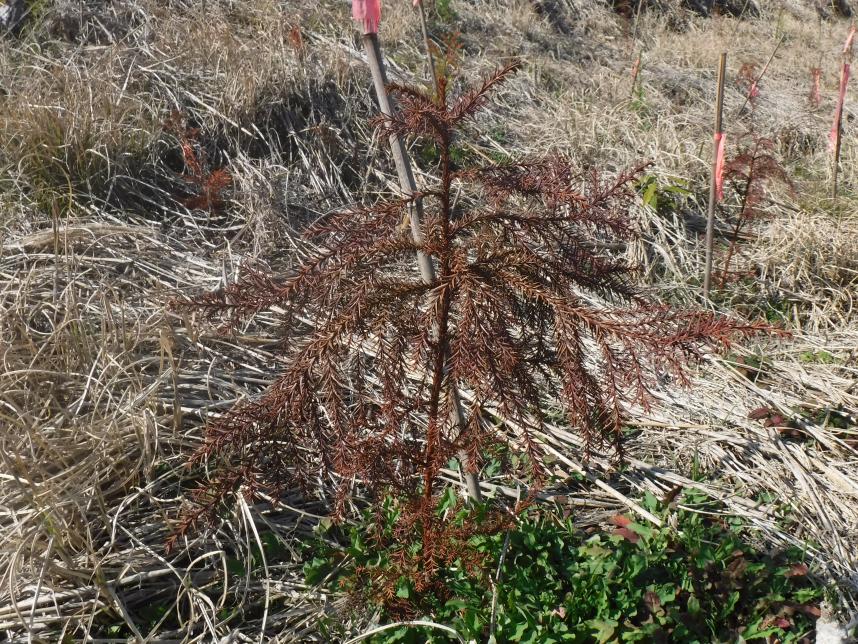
[799,350,836,364]
[723,590,740,615]
[348,530,365,557]
[226,556,245,578]
[629,522,654,539]
[687,594,701,614]
[642,491,659,513]
[445,598,469,611]
[793,587,822,602]
[642,180,659,209]
[742,620,783,640]
[656,585,677,604]
[663,183,692,196]
[464,608,485,634]
[396,579,411,599]
[511,621,529,640]
[438,485,458,514]
[588,618,619,643]
[484,458,502,478]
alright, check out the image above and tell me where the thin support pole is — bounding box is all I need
[415,1,441,100]
[703,52,727,300]
[362,33,483,503]
[832,62,847,200]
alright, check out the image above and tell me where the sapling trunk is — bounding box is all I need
[719,172,754,288]
[362,32,483,504]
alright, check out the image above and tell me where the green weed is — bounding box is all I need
[307,488,822,643]
[434,0,457,23]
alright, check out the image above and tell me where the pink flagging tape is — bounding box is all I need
[830,63,851,153]
[353,0,381,35]
[748,81,759,100]
[714,132,726,202]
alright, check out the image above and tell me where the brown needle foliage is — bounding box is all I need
[168,63,768,591]
[719,134,792,286]
[164,110,232,212]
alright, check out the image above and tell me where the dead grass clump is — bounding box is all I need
[41,0,145,45]
[754,208,858,328]
[0,46,159,215]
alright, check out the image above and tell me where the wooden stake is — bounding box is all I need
[832,62,847,200]
[703,52,727,300]
[831,24,855,200]
[362,33,483,503]
[414,0,441,100]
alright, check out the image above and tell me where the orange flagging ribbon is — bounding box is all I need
[714,132,726,202]
[353,0,381,34]
[830,63,851,153]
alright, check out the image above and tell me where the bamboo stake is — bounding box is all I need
[832,62,848,200]
[831,63,848,200]
[632,0,644,42]
[703,52,727,299]
[362,33,483,503]
[831,25,855,200]
[414,0,441,100]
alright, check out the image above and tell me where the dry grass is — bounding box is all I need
[1,0,857,640]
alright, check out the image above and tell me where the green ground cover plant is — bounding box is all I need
[308,488,822,643]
